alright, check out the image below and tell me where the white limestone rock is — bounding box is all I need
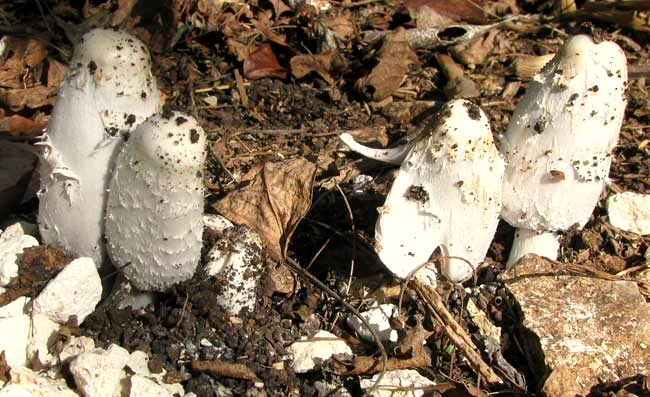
[69,344,130,397]
[58,336,96,364]
[126,375,185,397]
[0,296,30,318]
[346,304,398,343]
[607,192,650,235]
[360,369,436,397]
[0,366,77,397]
[32,257,102,324]
[286,330,353,373]
[0,314,59,368]
[0,224,38,286]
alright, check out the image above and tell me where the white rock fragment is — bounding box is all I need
[287,330,353,373]
[346,304,398,343]
[0,224,38,286]
[0,314,59,368]
[0,366,77,397]
[360,369,436,397]
[342,99,504,282]
[607,192,650,235]
[127,375,185,397]
[38,28,162,266]
[205,215,265,315]
[500,35,628,267]
[32,257,102,324]
[69,344,130,397]
[0,296,30,318]
[105,112,207,291]
[126,350,151,376]
[59,336,96,364]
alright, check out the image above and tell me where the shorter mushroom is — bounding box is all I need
[105,111,206,291]
[500,35,628,267]
[341,99,504,282]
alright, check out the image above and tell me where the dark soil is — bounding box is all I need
[1,0,649,395]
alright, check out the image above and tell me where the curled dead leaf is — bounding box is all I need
[356,30,419,101]
[243,44,289,79]
[213,157,317,261]
[291,52,345,85]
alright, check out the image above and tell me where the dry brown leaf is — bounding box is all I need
[325,15,357,43]
[290,52,342,85]
[269,0,291,17]
[46,57,68,88]
[0,36,48,89]
[403,0,486,27]
[82,0,138,27]
[23,39,48,68]
[0,111,47,137]
[356,30,419,101]
[244,44,289,80]
[214,157,317,261]
[0,85,58,110]
[192,360,260,382]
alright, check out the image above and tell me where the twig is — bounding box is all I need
[335,183,356,296]
[283,257,388,393]
[411,280,503,384]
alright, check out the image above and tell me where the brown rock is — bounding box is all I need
[501,255,650,395]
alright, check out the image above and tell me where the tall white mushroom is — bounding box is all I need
[38,29,162,266]
[500,35,628,267]
[105,111,206,291]
[341,99,504,282]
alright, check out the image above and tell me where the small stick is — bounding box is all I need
[411,280,503,384]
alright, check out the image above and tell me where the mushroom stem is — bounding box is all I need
[506,228,560,268]
[340,133,410,165]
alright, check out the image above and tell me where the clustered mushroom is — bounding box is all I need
[342,99,504,282]
[105,111,207,291]
[38,28,161,267]
[37,30,628,296]
[500,35,628,267]
[342,35,628,281]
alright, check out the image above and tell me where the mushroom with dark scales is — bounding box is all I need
[37,29,162,266]
[105,112,207,291]
[341,99,504,282]
[499,35,628,267]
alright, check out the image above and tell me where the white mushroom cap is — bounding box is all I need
[353,99,504,282]
[38,28,162,265]
[105,111,206,291]
[500,35,628,232]
[68,28,161,135]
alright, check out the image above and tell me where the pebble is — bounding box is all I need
[607,192,650,235]
[286,330,353,373]
[33,257,102,324]
[360,369,436,397]
[346,304,399,343]
[0,223,38,286]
